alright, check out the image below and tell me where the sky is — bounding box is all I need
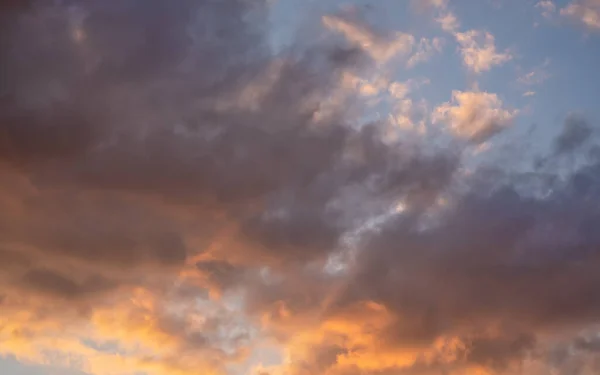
[2,0,600,374]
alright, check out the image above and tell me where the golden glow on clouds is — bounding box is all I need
[0,287,231,375]
[2,1,600,375]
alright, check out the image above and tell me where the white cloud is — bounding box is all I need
[561,0,600,30]
[523,91,536,97]
[433,90,518,143]
[454,30,513,74]
[322,15,415,63]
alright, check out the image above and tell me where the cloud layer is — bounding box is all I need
[1,1,600,375]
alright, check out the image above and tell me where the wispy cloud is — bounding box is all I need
[406,37,444,68]
[322,15,415,63]
[518,59,552,86]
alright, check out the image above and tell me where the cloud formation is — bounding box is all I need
[431,3,511,74]
[407,37,444,68]
[322,14,414,64]
[433,90,518,143]
[554,113,593,154]
[454,30,513,74]
[537,0,557,19]
[561,0,600,30]
[1,2,600,375]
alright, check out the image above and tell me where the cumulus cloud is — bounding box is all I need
[432,6,511,74]
[436,12,460,33]
[454,30,513,74]
[433,90,518,143]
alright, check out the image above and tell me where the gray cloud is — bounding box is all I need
[555,113,593,154]
[20,268,116,300]
[317,158,600,373]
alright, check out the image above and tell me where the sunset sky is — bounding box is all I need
[2,1,600,374]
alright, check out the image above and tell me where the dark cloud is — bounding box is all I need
[0,3,264,339]
[1,6,459,360]
[555,114,593,154]
[0,0,459,281]
[20,268,116,300]
[574,335,600,353]
[317,157,600,373]
[463,331,536,370]
[196,260,241,291]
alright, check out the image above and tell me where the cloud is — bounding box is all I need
[0,1,461,374]
[554,113,593,154]
[518,59,552,86]
[322,14,415,64]
[517,59,551,98]
[3,2,600,375]
[406,37,444,68]
[320,156,600,372]
[436,12,460,33]
[454,30,513,74]
[417,0,511,74]
[561,0,600,30]
[433,9,511,74]
[0,0,361,373]
[536,0,557,19]
[433,90,518,143]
